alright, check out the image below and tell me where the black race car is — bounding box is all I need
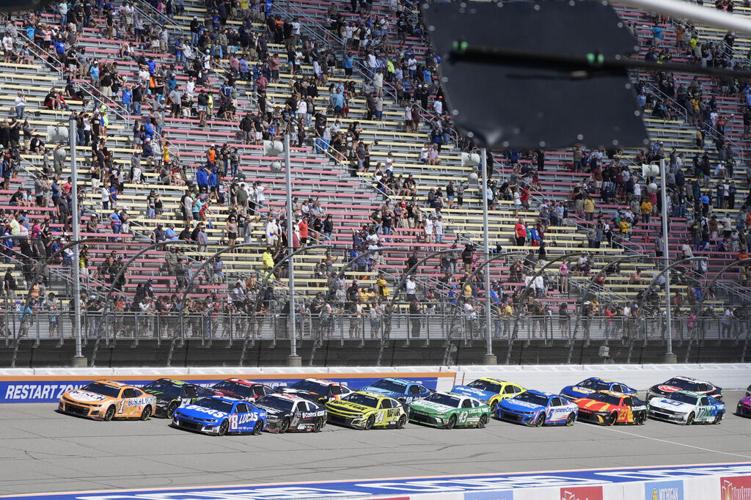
[275,378,352,404]
[647,376,722,401]
[256,393,327,433]
[142,378,219,417]
[211,378,274,401]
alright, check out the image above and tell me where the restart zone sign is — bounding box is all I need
[9,463,751,499]
[0,373,449,403]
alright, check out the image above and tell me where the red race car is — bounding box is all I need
[574,391,648,425]
[212,378,274,402]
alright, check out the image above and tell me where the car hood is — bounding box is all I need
[174,405,227,420]
[500,399,543,413]
[410,400,454,414]
[649,398,694,412]
[326,401,374,415]
[451,385,494,401]
[738,397,751,407]
[360,386,401,398]
[562,386,597,398]
[63,390,110,404]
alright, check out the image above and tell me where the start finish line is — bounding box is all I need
[8,463,751,499]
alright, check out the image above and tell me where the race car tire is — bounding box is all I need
[566,413,575,426]
[533,413,545,427]
[446,415,457,430]
[635,412,646,425]
[686,412,695,426]
[364,415,375,430]
[489,400,499,413]
[478,414,488,429]
[140,405,152,421]
[218,420,229,436]
[313,418,323,433]
[396,415,407,429]
[606,412,617,426]
[279,418,290,434]
[167,401,180,418]
[103,405,116,421]
[713,413,723,424]
[252,421,263,435]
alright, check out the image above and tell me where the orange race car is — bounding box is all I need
[58,380,157,421]
[573,390,648,426]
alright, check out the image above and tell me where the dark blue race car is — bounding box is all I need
[171,396,267,435]
[560,377,638,400]
[497,390,578,427]
[359,378,432,405]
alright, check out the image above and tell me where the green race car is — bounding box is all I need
[408,391,490,429]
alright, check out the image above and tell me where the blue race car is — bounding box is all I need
[497,390,578,427]
[359,378,432,405]
[171,396,267,435]
[560,377,638,400]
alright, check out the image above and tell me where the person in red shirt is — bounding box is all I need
[298,218,309,246]
[514,218,527,246]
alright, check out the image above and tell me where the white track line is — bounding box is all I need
[592,425,751,460]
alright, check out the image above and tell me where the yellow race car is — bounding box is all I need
[451,377,526,411]
[326,391,407,430]
[58,380,157,421]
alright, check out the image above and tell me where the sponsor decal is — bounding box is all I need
[722,476,751,500]
[560,485,603,500]
[658,385,679,393]
[645,480,684,500]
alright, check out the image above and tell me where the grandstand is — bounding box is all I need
[0,0,748,367]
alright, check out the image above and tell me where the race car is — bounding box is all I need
[408,391,490,429]
[276,378,352,403]
[450,377,525,411]
[212,378,274,401]
[573,391,647,425]
[736,395,751,418]
[325,391,407,430]
[171,396,267,435]
[647,376,722,401]
[359,378,432,406]
[560,377,638,400]
[58,380,156,421]
[497,390,578,427]
[256,393,327,433]
[142,378,219,418]
[647,390,725,425]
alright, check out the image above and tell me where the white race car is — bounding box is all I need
[647,390,725,425]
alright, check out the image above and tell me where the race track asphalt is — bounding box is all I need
[1,391,750,497]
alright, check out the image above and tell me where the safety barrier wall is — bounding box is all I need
[0,363,748,403]
[21,463,751,499]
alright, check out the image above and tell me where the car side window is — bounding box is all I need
[384,399,396,409]
[503,385,515,394]
[461,399,472,408]
[236,403,249,413]
[551,397,562,407]
[185,386,197,398]
[306,402,318,412]
[612,385,623,393]
[409,385,421,395]
[699,397,708,406]
[330,385,343,395]
[123,388,140,398]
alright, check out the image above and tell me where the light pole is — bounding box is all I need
[69,114,86,367]
[480,149,495,364]
[659,158,676,363]
[285,132,301,366]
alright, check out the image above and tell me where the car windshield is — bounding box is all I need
[590,393,623,405]
[257,396,295,413]
[514,392,549,406]
[193,398,234,413]
[213,381,254,398]
[82,382,121,398]
[142,380,182,399]
[664,378,698,391]
[344,393,379,408]
[467,380,502,393]
[371,379,407,393]
[426,393,461,407]
[290,379,327,394]
[668,392,699,405]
